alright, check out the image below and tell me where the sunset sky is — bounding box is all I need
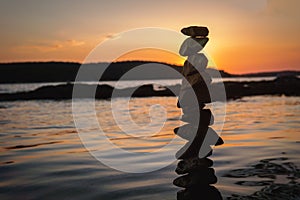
[1,0,299,74]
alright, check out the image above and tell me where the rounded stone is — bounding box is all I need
[179,37,209,56]
[181,26,209,37]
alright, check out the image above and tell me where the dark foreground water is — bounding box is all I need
[0,96,299,199]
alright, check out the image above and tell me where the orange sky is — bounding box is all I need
[115,49,185,66]
[0,0,299,74]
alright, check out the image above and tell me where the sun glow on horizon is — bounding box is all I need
[115,48,185,66]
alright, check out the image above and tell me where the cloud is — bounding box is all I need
[66,39,85,46]
[103,33,121,40]
[12,39,85,52]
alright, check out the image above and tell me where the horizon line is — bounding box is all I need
[0,60,299,75]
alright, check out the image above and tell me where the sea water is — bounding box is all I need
[0,80,299,199]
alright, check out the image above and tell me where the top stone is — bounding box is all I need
[181,26,209,37]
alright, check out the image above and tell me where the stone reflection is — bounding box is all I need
[174,26,223,200]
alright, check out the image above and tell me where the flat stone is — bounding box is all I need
[177,99,206,109]
[176,157,213,174]
[198,143,215,158]
[179,37,209,56]
[174,123,201,140]
[177,98,210,110]
[173,168,217,188]
[202,127,224,146]
[181,26,209,37]
[182,54,208,76]
[177,84,212,107]
[180,70,212,91]
[174,125,198,141]
[176,140,213,159]
[182,61,202,77]
[177,185,222,200]
[215,137,224,146]
[175,125,223,146]
[180,105,206,115]
[181,109,214,125]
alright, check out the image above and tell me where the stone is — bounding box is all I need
[177,185,222,200]
[173,168,217,188]
[177,85,212,107]
[181,26,209,37]
[175,125,223,146]
[202,127,224,146]
[175,126,205,141]
[174,125,198,141]
[177,100,206,109]
[198,143,215,158]
[180,70,212,91]
[179,37,209,56]
[215,137,224,146]
[182,54,208,76]
[180,104,206,115]
[187,53,208,71]
[176,157,213,174]
[176,140,213,159]
[181,109,214,126]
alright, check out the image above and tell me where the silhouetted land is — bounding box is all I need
[1,61,298,83]
[0,76,299,101]
[0,61,186,83]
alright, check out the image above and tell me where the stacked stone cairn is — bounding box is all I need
[173,26,224,200]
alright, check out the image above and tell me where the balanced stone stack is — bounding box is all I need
[173,26,223,200]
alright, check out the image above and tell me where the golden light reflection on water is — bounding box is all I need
[96,97,182,152]
[221,96,300,142]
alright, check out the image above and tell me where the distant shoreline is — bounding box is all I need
[0,61,299,84]
[0,76,299,101]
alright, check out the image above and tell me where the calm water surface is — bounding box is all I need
[0,96,299,199]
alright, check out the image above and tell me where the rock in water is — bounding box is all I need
[181,26,209,37]
[179,37,209,56]
[177,185,222,200]
[180,70,212,91]
[203,128,224,146]
[181,109,214,125]
[176,139,213,159]
[173,169,217,188]
[180,105,205,116]
[175,126,223,146]
[174,125,198,141]
[177,84,212,107]
[176,157,213,174]
[174,26,223,196]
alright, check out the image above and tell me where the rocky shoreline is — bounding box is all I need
[0,76,299,101]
